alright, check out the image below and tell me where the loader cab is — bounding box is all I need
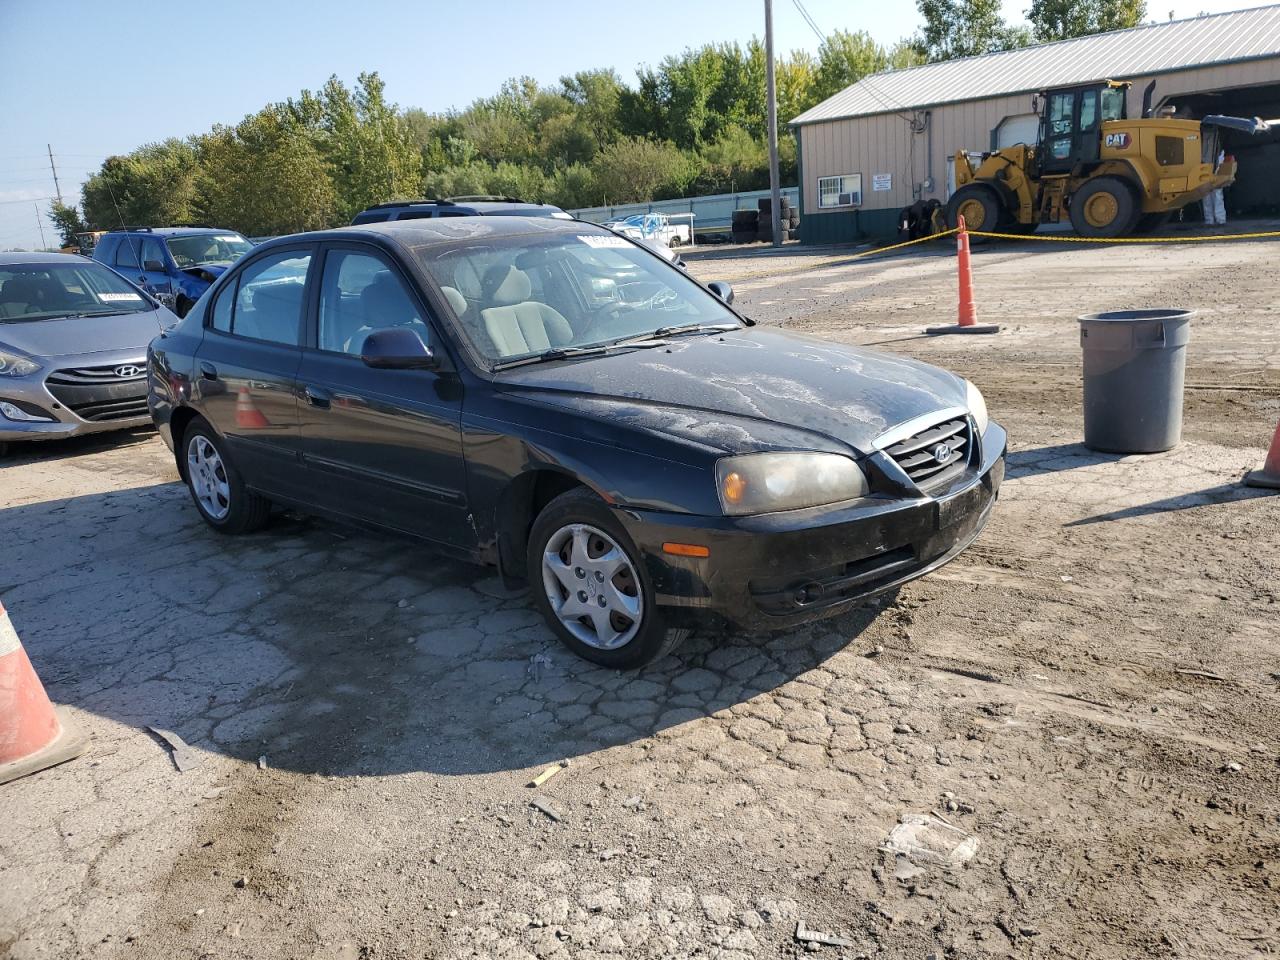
[1036,81,1129,174]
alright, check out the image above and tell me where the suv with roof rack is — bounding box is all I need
[350,196,574,225]
[93,226,254,317]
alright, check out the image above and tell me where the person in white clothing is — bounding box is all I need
[1203,149,1228,226]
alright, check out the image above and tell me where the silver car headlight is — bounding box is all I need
[716,452,868,516]
[0,349,40,378]
[965,380,989,435]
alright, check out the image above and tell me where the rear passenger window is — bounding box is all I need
[317,251,425,355]
[209,250,310,345]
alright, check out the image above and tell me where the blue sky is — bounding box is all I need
[0,0,1255,249]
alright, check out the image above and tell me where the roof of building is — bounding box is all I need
[791,4,1280,126]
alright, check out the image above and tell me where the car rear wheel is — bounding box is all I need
[183,420,271,534]
[1069,177,1138,238]
[528,488,689,669]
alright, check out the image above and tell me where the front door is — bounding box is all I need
[1040,87,1102,173]
[193,245,316,501]
[296,244,470,549]
[137,236,175,307]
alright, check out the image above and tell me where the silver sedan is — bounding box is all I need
[0,252,176,456]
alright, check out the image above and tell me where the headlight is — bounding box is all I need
[716,452,868,516]
[965,380,989,435]
[0,350,40,378]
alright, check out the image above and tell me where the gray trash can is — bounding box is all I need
[1079,309,1192,453]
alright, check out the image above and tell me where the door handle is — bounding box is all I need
[198,361,218,381]
[304,385,332,409]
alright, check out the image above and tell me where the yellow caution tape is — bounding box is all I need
[728,228,960,282]
[968,228,1280,243]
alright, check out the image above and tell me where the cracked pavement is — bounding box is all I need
[2,234,1279,959]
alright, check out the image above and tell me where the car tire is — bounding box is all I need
[175,295,194,318]
[527,488,689,669]
[181,419,271,534]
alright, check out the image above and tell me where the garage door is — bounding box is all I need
[995,113,1040,149]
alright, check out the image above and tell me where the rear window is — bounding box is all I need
[0,261,152,322]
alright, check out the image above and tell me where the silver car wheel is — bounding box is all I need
[541,523,643,650]
[187,435,231,521]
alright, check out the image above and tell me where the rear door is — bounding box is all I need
[295,242,470,548]
[193,244,316,501]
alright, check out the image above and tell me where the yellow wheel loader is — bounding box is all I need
[946,80,1273,239]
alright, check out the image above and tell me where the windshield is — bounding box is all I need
[415,231,738,365]
[166,233,252,268]
[1101,86,1126,122]
[0,261,153,323]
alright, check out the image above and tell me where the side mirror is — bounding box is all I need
[360,326,439,370]
[707,281,734,304]
[143,259,165,272]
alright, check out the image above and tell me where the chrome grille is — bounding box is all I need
[45,363,146,385]
[883,418,971,489]
[45,362,149,422]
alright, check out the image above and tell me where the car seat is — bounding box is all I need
[478,265,572,358]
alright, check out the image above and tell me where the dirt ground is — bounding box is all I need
[2,226,1278,960]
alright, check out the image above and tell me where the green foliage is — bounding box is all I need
[1027,0,1147,42]
[591,137,694,203]
[915,0,1032,61]
[48,201,88,249]
[82,139,199,229]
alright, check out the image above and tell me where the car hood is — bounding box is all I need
[498,327,968,456]
[0,308,169,360]
[183,262,230,277]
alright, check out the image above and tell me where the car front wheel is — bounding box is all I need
[528,488,689,669]
[182,420,271,534]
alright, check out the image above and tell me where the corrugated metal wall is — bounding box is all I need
[796,60,1280,218]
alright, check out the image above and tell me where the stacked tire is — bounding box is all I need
[731,208,758,244]
[757,196,795,242]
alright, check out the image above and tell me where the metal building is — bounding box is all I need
[790,5,1280,243]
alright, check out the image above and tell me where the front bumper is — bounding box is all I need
[0,357,150,443]
[618,422,1006,632]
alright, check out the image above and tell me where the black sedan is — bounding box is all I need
[148,217,1005,668]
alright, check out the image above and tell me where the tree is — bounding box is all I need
[813,30,889,103]
[1027,0,1146,41]
[194,108,337,236]
[310,72,424,221]
[915,0,1032,61]
[590,137,693,203]
[698,125,768,193]
[48,201,88,249]
[81,139,199,229]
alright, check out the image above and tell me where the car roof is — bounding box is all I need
[263,216,607,251]
[103,226,241,237]
[0,251,97,266]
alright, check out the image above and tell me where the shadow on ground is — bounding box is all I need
[0,481,885,781]
[0,427,156,470]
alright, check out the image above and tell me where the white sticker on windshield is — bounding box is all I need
[98,292,144,302]
[579,235,631,248]
[215,235,241,242]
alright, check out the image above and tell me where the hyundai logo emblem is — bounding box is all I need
[114,364,143,378]
[931,442,954,464]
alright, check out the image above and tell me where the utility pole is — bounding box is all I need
[35,203,48,250]
[47,144,62,204]
[764,0,782,248]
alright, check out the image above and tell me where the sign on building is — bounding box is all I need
[872,173,893,192]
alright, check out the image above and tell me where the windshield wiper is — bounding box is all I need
[647,322,741,339]
[491,339,667,371]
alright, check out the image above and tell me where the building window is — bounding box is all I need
[817,174,862,208]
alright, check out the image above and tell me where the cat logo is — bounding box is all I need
[1105,132,1132,149]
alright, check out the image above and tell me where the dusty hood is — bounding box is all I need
[0,308,168,360]
[499,327,968,456]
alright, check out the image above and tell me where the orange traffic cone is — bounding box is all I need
[0,602,87,785]
[1244,420,1280,490]
[235,386,270,429]
[926,215,1000,335]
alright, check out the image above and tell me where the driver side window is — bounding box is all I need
[318,250,427,356]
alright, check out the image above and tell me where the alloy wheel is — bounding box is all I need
[187,435,231,520]
[541,523,643,650]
